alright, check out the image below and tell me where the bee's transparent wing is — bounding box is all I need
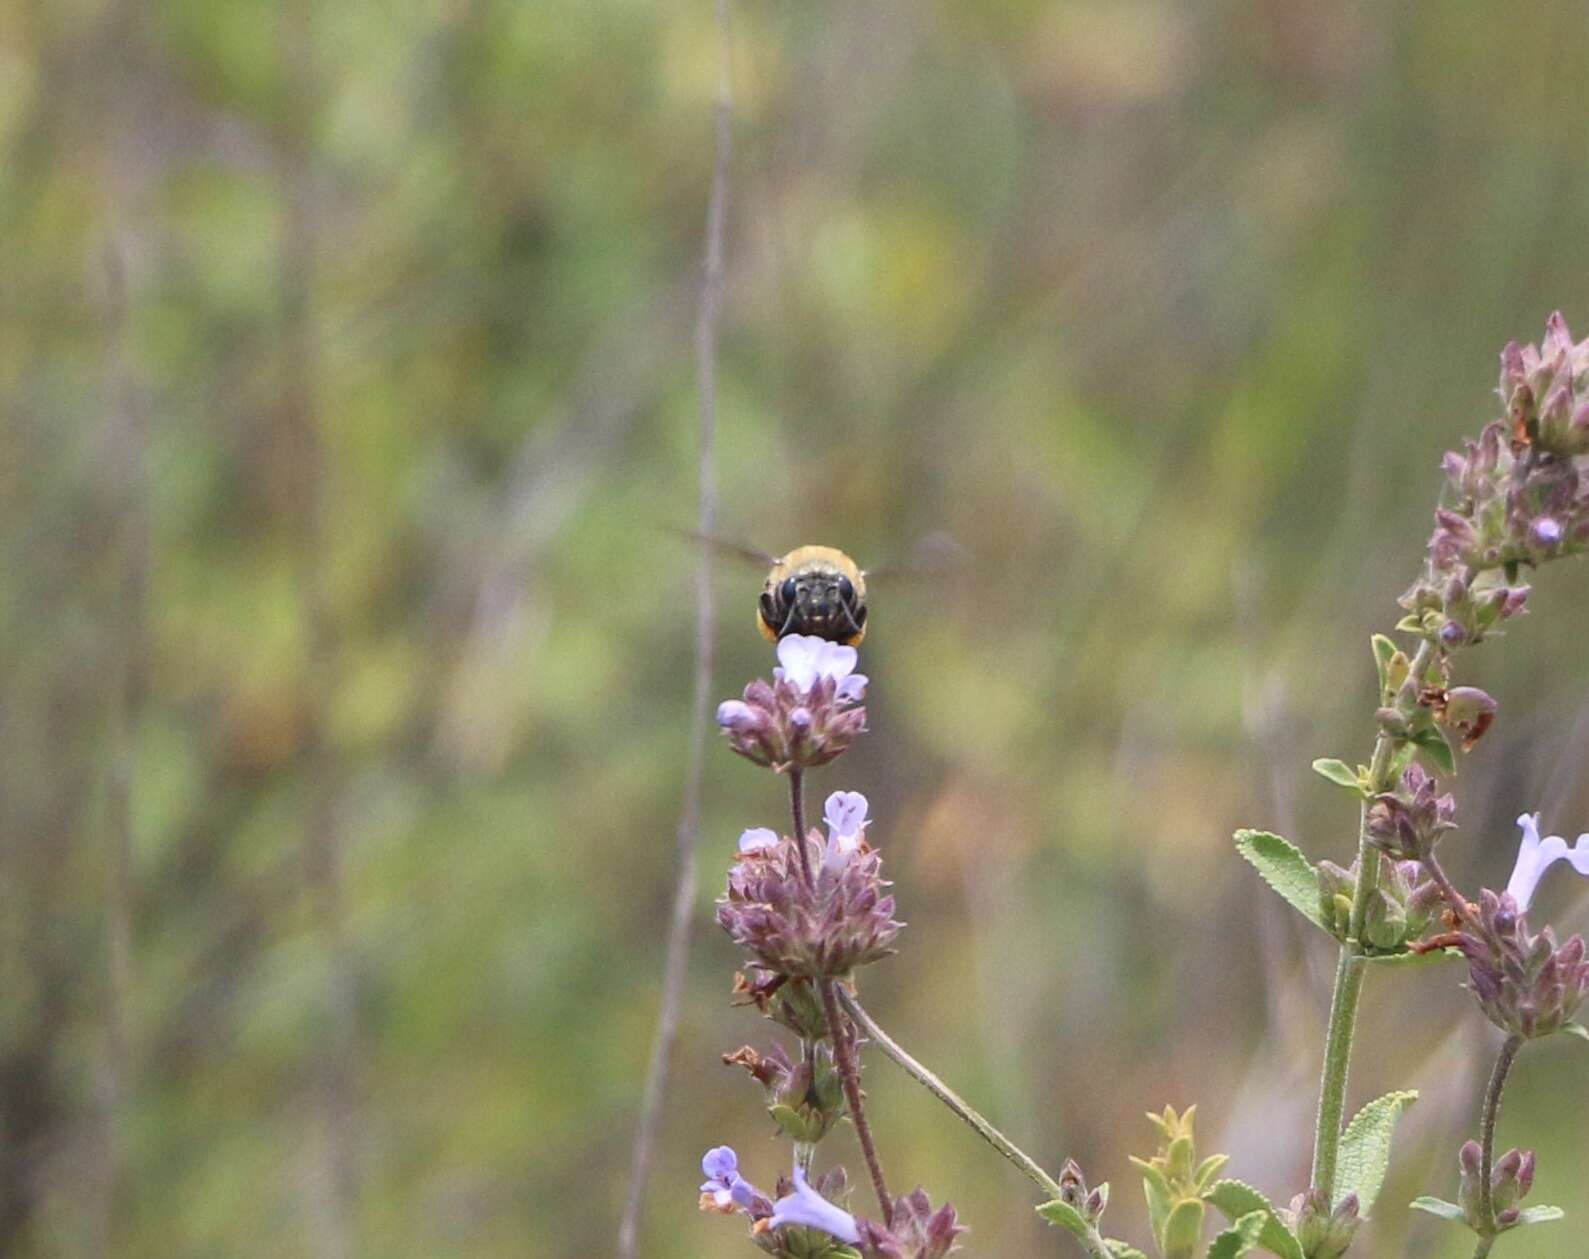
[863,530,971,584]
[668,526,778,569]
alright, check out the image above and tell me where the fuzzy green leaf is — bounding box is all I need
[1371,635,1399,691]
[1036,1198,1090,1239]
[1413,727,1456,775]
[1205,1210,1266,1259]
[1105,1243,1150,1259]
[1516,1205,1565,1225]
[1193,1154,1230,1194]
[1131,1157,1173,1238]
[1335,1090,1418,1214]
[1312,758,1366,793]
[1408,1196,1465,1222]
[1205,1181,1304,1259]
[1234,831,1331,932]
[1162,1199,1205,1259]
[1560,1021,1589,1043]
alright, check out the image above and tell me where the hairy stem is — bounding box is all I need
[822,981,893,1226]
[615,4,731,1252]
[838,988,1064,1200]
[1477,1034,1523,1247]
[790,768,814,888]
[1311,640,1436,1197]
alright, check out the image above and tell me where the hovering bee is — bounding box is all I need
[756,545,868,646]
[677,529,963,648]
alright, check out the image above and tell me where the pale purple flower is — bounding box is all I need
[699,1146,764,1213]
[769,1167,861,1244]
[822,790,870,873]
[739,827,778,854]
[776,634,868,700]
[717,700,757,729]
[1505,813,1589,911]
[1531,517,1564,550]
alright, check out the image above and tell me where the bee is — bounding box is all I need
[756,545,868,646]
[676,529,963,647]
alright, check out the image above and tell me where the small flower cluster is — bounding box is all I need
[717,794,903,980]
[1365,763,1455,862]
[1403,314,1589,647]
[1439,816,1589,1040]
[1318,855,1442,951]
[1458,1140,1536,1233]
[701,634,961,1259]
[718,636,868,771]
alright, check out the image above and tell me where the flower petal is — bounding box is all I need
[1505,813,1589,910]
[835,672,868,703]
[770,1169,861,1244]
[739,827,778,853]
[817,641,858,681]
[823,791,869,840]
[776,635,824,691]
[701,1146,739,1180]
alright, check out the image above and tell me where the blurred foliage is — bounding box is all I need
[4,0,1589,1257]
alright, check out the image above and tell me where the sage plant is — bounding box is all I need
[695,315,1589,1259]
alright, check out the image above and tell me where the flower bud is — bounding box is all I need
[857,1186,966,1259]
[1441,686,1497,751]
[1317,861,1355,940]
[1284,1188,1359,1259]
[723,1040,845,1144]
[1055,1158,1110,1228]
[1366,764,1455,861]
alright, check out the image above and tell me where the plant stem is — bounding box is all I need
[615,4,731,1252]
[789,768,814,888]
[1420,848,1476,928]
[1311,640,1435,1198]
[838,988,1064,1200]
[1476,1034,1523,1246]
[821,980,893,1226]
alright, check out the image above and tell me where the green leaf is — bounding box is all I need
[1395,614,1427,634]
[1559,1021,1589,1043]
[1234,831,1331,933]
[1131,1156,1173,1238]
[1334,1090,1418,1214]
[1105,1243,1150,1259]
[1516,1205,1565,1225]
[1386,740,1417,780]
[1362,946,1461,968]
[1162,1198,1205,1259]
[1205,1210,1267,1259]
[1312,758,1366,793]
[1036,1198,1090,1239]
[1372,634,1398,686]
[1413,727,1456,775]
[1193,1154,1230,1193]
[1206,1181,1304,1259]
[1408,1196,1465,1222]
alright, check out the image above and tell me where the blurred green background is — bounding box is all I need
[5,0,1589,1256]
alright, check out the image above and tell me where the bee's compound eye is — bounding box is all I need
[780,577,798,604]
[837,575,854,603]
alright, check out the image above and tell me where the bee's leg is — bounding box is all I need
[838,600,866,637]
